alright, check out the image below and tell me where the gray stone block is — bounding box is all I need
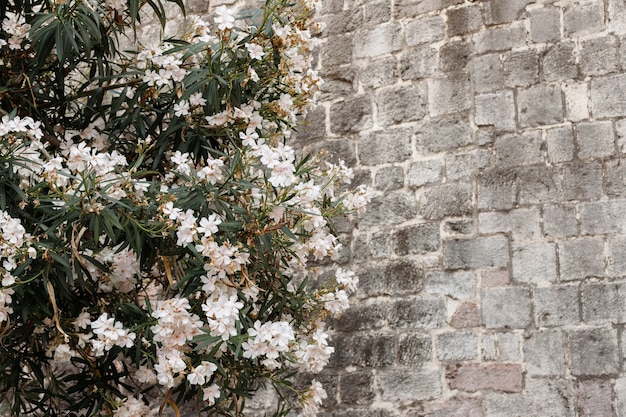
[579,36,619,76]
[294,107,326,145]
[439,40,471,73]
[425,271,477,300]
[609,0,626,35]
[517,84,564,127]
[482,332,521,361]
[561,161,603,201]
[445,149,491,181]
[322,34,353,67]
[386,259,425,295]
[577,379,614,417]
[331,302,388,332]
[517,165,561,205]
[363,1,392,27]
[436,331,477,361]
[404,14,445,46]
[376,84,427,125]
[359,191,418,228]
[512,241,557,284]
[473,22,526,54]
[543,204,578,238]
[388,297,446,329]
[576,120,615,159]
[487,0,533,24]
[360,56,398,89]
[374,165,404,192]
[393,0,463,19]
[543,42,578,81]
[478,207,541,241]
[398,333,432,366]
[368,230,392,260]
[546,124,575,163]
[330,96,372,134]
[416,114,473,153]
[569,328,619,376]
[485,378,575,417]
[524,330,565,376]
[444,219,474,236]
[354,23,403,59]
[401,47,438,80]
[418,182,473,220]
[340,371,375,405]
[322,8,363,35]
[477,168,518,210]
[481,287,531,329]
[358,127,412,166]
[407,159,443,188]
[377,368,442,402]
[473,53,504,93]
[591,73,626,118]
[534,284,580,327]
[564,2,605,37]
[608,235,626,276]
[417,397,483,417]
[446,4,483,36]
[392,223,440,256]
[559,237,605,281]
[580,199,626,235]
[428,75,471,117]
[351,333,396,367]
[503,49,540,88]
[475,91,516,131]
[495,130,543,168]
[606,158,626,197]
[582,281,626,324]
[529,7,561,43]
[563,81,590,122]
[320,66,359,100]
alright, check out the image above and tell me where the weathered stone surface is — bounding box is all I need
[481,332,520,362]
[512,241,557,284]
[358,128,412,165]
[543,204,578,238]
[475,91,516,131]
[374,165,404,191]
[529,7,560,43]
[418,182,472,220]
[425,271,476,300]
[388,297,447,329]
[445,149,491,181]
[486,0,532,24]
[533,284,580,327]
[546,124,575,163]
[450,302,480,328]
[563,82,590,121]
[477,168,518,210]
[473,22,526,54]
[473,53,504,93]
[517,84,563,127]
[407,159,443,188]
[561,161,603,201]
[401,47,438,80]
[392,223,440,255]
[354,23,403,58]
[478,207,541,241]
[524,330,565,376]
[331,302,387,332]
[502,49,539,88]
[580,199,626,235]
[439,40,472,73]
[559,237,605,281]
[428,75,471,116]
[416,397,483,417]
[398,333,432,365]
[579,36,619,76]
[591,74,626,118]
[576,120,615,159]
[543,42,578,81]
[444,236,509,271]
[378,368,443,402]
[446,4,482,36]
[351,333,396,367]
[481,287,531,329]
[485,378,575,417]
[581,281,626,324]
[330,96,372,134]
[569,328,620,376]
[447,364,523,393]
[495,130,543,167]
[404,14,445,46]
[360,56,398,89]
[563,2,605,37]
[577,379,614,417]
[416,114,473,153]
[340,371,375,405]
[376,84,427,125]
[436,331,477,361]
[608,235,626,276]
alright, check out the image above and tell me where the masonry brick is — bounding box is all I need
[563,2,605,37]
[618,119,626,153]
[477,168,518,210]
[473,53,504,93]
[358,127,412,166]
[487,0,533,25]
[362,1,391,27]
[546,124,575,163]
[579,36,619,76]
[398,333,432,365]
[354,23,403,59]
[495,130,543,168]
[437,331,477,361]
[340,371,375,405]
[580,199,626,235]
[524,330,565,376]
[518,84,564,127]
[561,161,603,201]
[330,96,372,134]
[450,302,480,328]
[529,7,560,43]
[447,364,523,393]
[418,182,472,220]
[359,191,418,228]
[439,40,471,73]
[428,75,471,117]
[517,165,561,205]
[331,302,387,332]
[404,14,445,46]
[426,271,477,300]
[368,230,392,260]
[351,333,396,367]
[609,0,626,34]
[392,223,440,255]
[388,297,447,329]
[376,84,427,125]
[416,397,483,417]
[481,270,510,288]
[321,34,353,67]
[569,328,620,376]
[608,235,626,276]
[563,82,590,122]
[444,219,473,236]
[407,159,442,188]
[360,56,397,89]
[386,259,425,295]
[446,4,482,36]
[543,42,578,82]
[481,287,531,329]
[576,120,615,159]
[473,22,526,54]
[534,284,580,327]
[400,47,438,80]
[512,241,557,284]
[374,165,404,191]
[617,377,626,416]
[482,332,521,362]
[606,159,626,197]
[577,379,614,417]
[445,149,491,182]
[475,91,516,131]
[502,49,539,88]
[322,8,363,35]
[591,73,626,118]
[378,368,442,402]
[543,204,578,238]
[393,0,463,19]
[415,114,473,153]
[484,378,575,416]
[582,281,625,324]
[559,237,605,281]
[478,207,541,241]
[320,67,358,100]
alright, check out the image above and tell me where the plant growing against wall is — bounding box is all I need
[0,0,370,415]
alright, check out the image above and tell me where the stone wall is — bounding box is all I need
[296,0,626,416]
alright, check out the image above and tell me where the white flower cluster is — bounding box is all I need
[0,12,30,50]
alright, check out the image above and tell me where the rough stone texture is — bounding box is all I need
[220,0,626,414]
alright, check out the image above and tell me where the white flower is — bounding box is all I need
[174,100,190,117]
[214,6,235,31]
[245,42,265,60]
[203,384,220,404]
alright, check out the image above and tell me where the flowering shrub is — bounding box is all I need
[0,0,370,416]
